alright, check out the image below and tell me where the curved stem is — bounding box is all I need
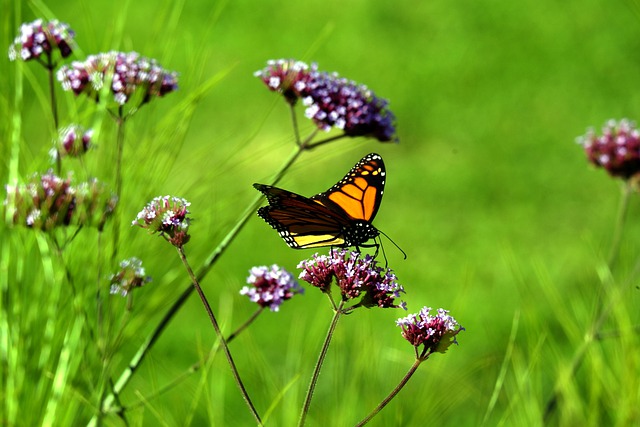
[355,358,423,427]
[123,307,265,410]
[176,246,262,425]
[298,300,345,427]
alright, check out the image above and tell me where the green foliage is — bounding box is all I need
[2,0,640,426]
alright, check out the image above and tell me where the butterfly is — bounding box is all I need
[254,153,386,250]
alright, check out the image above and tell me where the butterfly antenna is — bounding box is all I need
[379,230,407,260]
[377,237,389,267]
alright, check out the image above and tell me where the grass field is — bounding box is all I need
[2,0,640,425]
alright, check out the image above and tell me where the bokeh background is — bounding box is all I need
[2,0,640,425]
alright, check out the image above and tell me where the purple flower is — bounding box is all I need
[254,59,314,105]
[396,307,464,357]
[4,171,117,231]
[256,59,398,142]
[133,196,191,247]
[240,265,303,311]
[50,124,93,161]
[301,71,397,142]
[577,119,640,180]
[57,51,178,107]
[109,257,151,297]
[8,19,74,63]
[298,250,405,309]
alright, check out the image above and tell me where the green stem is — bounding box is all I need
[176,246,262,426]
[543,180,634,422]
[289,103,302,145]
[298,300,345,427]
[607,180,632,270]
[305,133,348,150]
[96,230,105,357]
[45,53,61,174]
[111,110,125,267]
[355,358,423,427]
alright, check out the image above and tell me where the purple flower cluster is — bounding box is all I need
[109,257,152,297]
[396,307,463,357]
[50,124,93,161]
[577,119,640,180]
[298,250,405,309]
[57,51,178,106]
[4,171,117,231]
[255,59,397,142]
[8,19,74,63]
[133,196,191,247]
[254,59,313,104]
[240,265,303,311]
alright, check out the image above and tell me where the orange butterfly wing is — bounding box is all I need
[254,153,385,249]
[312,153,385,222]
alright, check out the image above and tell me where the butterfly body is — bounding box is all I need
[254,153,385,250]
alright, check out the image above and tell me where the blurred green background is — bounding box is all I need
[2,0,640,425]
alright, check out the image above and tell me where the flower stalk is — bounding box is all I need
[176,246,262,425]
[298,299,345,427]
[354,359,422,427]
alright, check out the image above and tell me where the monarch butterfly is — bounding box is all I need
[253,153,386,250]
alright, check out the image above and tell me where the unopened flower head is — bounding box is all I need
[298,250,405,309]
[256,59,398,142]
[133,195,191,247]
[109,257,151,297]
[9,19,74,63]
[577,119,640,180]
[240,265,303,311]
[50,124,93,161]
[57,51,178,107]
[397,307,464,357]
[4,171,117,231]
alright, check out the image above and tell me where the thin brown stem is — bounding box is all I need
[289,103,302,145]
[298,300,345,427]
[111,110,125,266]
[355,358,423,427]
[226,306,265,342]
[43,52,62,174]
[176,246,262,426]
[123,307,265,410]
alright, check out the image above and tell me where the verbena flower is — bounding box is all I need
[255,59,398,142]
[298,249,405,309]
[4,171,117,231]
[254,59,314,105]
[109,257,151,297]
[396,307,464,357]
[50,124,93,161]
[133,195,191,247]
[57,51,178,107]
[8,19,74,63]
[577,119,640,180]
[240,265,303,311]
